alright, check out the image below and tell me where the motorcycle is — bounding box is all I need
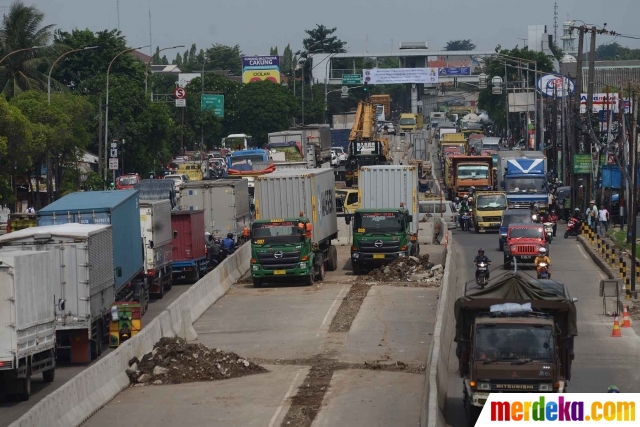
[536,262,550,279]
[460,213,471,231]
[543,222,554,243]
[564,217,582,238]
[476,262,489,288]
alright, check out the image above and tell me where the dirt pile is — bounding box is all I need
[361,254,443,286]
[126,337,267,386]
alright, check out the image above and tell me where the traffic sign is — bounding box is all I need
[108,158,118,170]
[111,141,118,149]
[110,149,118,158]
[174,87,186,99]
[201,94,224,117]
[342,74,362,85]
[341,86,349,94]
[175,99,186,107]
[341,92,349,99]
[80,173,88,182]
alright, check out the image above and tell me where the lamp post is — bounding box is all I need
[104,45,149,188]
[0,45,46,67]
[145,45,184,94]
[48,46,99,104]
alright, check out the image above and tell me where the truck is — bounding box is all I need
[0,224,116,364]
[179,179,251,240]
[0,250,57,400]
[267,131,306,164]
[398,113,423,134]
[115,173,141,190]
[177,162,204,181]
[348,165,419,273]
[37,190,148,317]
[227,149,272,172]
[222,133,252,151]
[472,191,508,232]
[445,155,494,200]
[251,169,338,287]
[496,151,548,211]
[330,129,350,151]
[369,94,391,121]
[332,112,357,130]
[290,124,333,167]
[171,210,208,282]
[345,140,389,187]
[140,200,173,298]
[135,179,178,209]
[455,273,577,425]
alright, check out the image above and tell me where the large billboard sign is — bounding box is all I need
[241,55,280,84]
[536,74,575,98]
[362,68,439,85]
[579,93,631,113]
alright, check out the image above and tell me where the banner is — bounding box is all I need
[241,55,280,84]
[363,68,438,85]
[579,93,632,114]
[536,74,575,97]
[438,67,470,76]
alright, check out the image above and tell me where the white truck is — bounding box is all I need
[0,224,116,363]
[0,251,56,400]
[140,200,173,298]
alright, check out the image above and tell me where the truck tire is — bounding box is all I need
[42,367,55,383]
[304,273,314,286]
[19,365,31,401]
[156,274,165,299]
[316,262,326,281]
[165,270,173,291]
[326,246,338,271]
[253,278,262,288]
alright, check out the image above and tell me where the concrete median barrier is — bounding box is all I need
[10,243,250,427]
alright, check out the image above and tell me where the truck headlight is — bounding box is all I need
[352,253,360,259]
[299,262,307,269]
[477,382,491,391]
[252,265,259,271]
[510,245,517,252]
[539,383,553,391]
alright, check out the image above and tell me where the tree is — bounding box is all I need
[0,96,33,206]
[269,46,278,55]
[595,42,640,61]
[282,44,293,76]
[444,39,476,51]
[302,25,347,53]
[204,44,242,75]
[0,1,57,98]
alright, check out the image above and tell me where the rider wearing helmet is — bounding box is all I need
[608,385,620,393]
[458,198,471,229]
[534,248,551,278]
[473,248,492,280]
[453,197,460,211]
[221,232,236,254]
[548,209,559,237]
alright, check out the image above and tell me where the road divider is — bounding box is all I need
[10,243,250,427]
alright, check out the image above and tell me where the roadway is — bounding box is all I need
[0,282,194,427]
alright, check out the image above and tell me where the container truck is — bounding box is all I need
[37,190,148,314]
[135,179,177,209]
[267,131,306,163]
[179,179,251,240]
[140,200,173,298]
[0,251,56,400]
[398,113,423,134]
[330,129,351,150]
[251,169,338,287]
[496,151,548,211]
[446,155,494,200]
[455,273,577,425]
[171,210,208,282]
[289,125,333,167]
[0,224,116,364]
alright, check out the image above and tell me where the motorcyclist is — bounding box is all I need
[209,237,223,264]
[534,248,551,278]
[221,233,236,254]
[473,248,491,281]
[548,209,559,237]
[467,196,474,209]
[530,202,541,222]
[453,197,460,211]
[607,385,620,393]
[458,198,471,229]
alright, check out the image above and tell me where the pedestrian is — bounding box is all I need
[26,206,35,214]
[598,204,609,236]
[585,200,598,234]
[563,197,571,221]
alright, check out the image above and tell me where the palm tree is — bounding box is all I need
[0,1,56,98]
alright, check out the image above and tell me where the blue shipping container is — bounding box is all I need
[331,129,350,150]
[37,190,143,292]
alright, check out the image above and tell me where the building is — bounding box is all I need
[561,60,640,90]
[560,20,578,56]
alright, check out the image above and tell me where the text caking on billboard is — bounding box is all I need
[242,55,281,84]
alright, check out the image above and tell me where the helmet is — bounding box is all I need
[551,209,556,214]
[539,247,547,255]
[575,208,581,212]
[470,186,476,190]
[478,248,485,254]
[455,197,460,202]
[608,385,620,393]
[468,197,474,203]
[227,233,233,239]
[463,195,469,200]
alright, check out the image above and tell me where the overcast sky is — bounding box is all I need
[28,0,640,57]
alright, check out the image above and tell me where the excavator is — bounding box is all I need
[344,101,390,187]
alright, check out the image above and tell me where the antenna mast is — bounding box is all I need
[553,1,558,44]
[148,0,152,56]
[116,0,120,31]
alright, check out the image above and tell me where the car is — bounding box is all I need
[164,174,190,193]
[331,147,347,165]
[498,210,534,251]
[503,224,549,269]
[418,200,458,229]
[330,150,339,167]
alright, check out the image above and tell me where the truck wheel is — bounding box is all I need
[326,246,338,271]
[316,262,326,281]
[165,272,173,291]
[304,273,314,286]
[42,367,55,383]
[253,278,262,288]
[156,275,165,299]
[466,405,481,427]
[19,365,31,401]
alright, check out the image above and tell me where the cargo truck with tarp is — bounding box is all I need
[455,273,577,426]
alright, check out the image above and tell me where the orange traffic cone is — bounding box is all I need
[612,315,623,337]
[622,306,632,328]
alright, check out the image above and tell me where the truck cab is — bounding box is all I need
[498,154,548,211]
[399,113,423,134]
[115,173,141,190]
[348,206,418,274]
[503,224,548,269]
[473,191,507,232]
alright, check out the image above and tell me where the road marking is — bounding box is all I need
[577,244,607,279]
[577,244,590,260]
[267,367,304,427]
[317,284,349,335]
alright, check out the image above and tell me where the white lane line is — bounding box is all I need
[267,367,305,427]
[577,244,590,260]
[577,243,607,279]
[317,284,349,335]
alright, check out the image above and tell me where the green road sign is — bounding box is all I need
[572,154,591,174]
[342,74,362,85]
[201,94,224,117]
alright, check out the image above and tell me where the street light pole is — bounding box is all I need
[0,45,46,67]
[104,45,149,188]
[48,46,99,104]
[145,45,184,94]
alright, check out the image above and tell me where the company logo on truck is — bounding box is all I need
[321,188,334,217]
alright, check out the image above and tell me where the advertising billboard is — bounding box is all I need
[579,93,632,114]
[438,67,471,76]
[536,74,575,97]
[241,55,280,84]
[362,68,438,84]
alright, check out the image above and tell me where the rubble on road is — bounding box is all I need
[127,337,267,386]
[360,254,444,286]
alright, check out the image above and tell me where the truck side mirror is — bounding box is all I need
[173,230,178,239]
[344,215,351,225]
[149,240,154,249]
[408,215,413,223]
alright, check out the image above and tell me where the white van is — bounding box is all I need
[418,200,458,229]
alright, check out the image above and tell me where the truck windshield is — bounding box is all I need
[506,177,547,193]
[354,212,403,232]
[252,222,304,242]
[231,155,264,165]
[225,137,248,150]
[476,195,507,211]
[400,118,416,125]
[457,165,489,180]
[117,176,138,186]
[475,325,554,361]
[509,228,543,239]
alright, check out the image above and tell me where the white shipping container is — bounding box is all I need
[359,165,419,233]
[254,168,338,244]
[0,224,115,332]
[140,200,172,272]
[0,251,56,365]
[180,179,252,238]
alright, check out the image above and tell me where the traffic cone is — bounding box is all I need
[611,315,623,337]
[622,305,632,328]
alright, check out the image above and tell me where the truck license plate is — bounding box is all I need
[274,270,286,275]
[520,256,531,260]
[373,254,385,259]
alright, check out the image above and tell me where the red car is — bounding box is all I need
[115,174,140,190]
[503,224,549,269]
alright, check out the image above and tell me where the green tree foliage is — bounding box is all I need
[299,25,347,84]
[282,44,294,75]
[0,96,33,205]
[444,39,476,51]
[269,46,278,55]
[203,44,242,75]
[595,42,640,61]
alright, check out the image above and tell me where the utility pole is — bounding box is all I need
[630,92,638,297]
[585,27,597,202]
[98,94,103,180]
[572,27,585,211]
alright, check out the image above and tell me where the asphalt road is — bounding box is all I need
[0,282,193,427]
[444,226,640,427]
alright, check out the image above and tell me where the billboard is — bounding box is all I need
[241,55,280,84]
[438,67,470,76]
[580,93,632,114]
[177,73,201,88]
[536,74,575,97]
[362,68,438,84]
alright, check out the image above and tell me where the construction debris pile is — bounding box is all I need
[362,254,444,286]
[126,337,267,386]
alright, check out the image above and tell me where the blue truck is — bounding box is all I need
[37,190,149,312]
[496,151,548,211]
[227,149,271,171]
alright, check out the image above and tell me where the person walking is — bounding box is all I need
[598,204,609,236]
[585,201,598,234]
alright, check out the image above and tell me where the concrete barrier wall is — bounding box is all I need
[10,243,250,427]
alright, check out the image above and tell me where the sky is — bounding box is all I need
[27,0,640,58]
